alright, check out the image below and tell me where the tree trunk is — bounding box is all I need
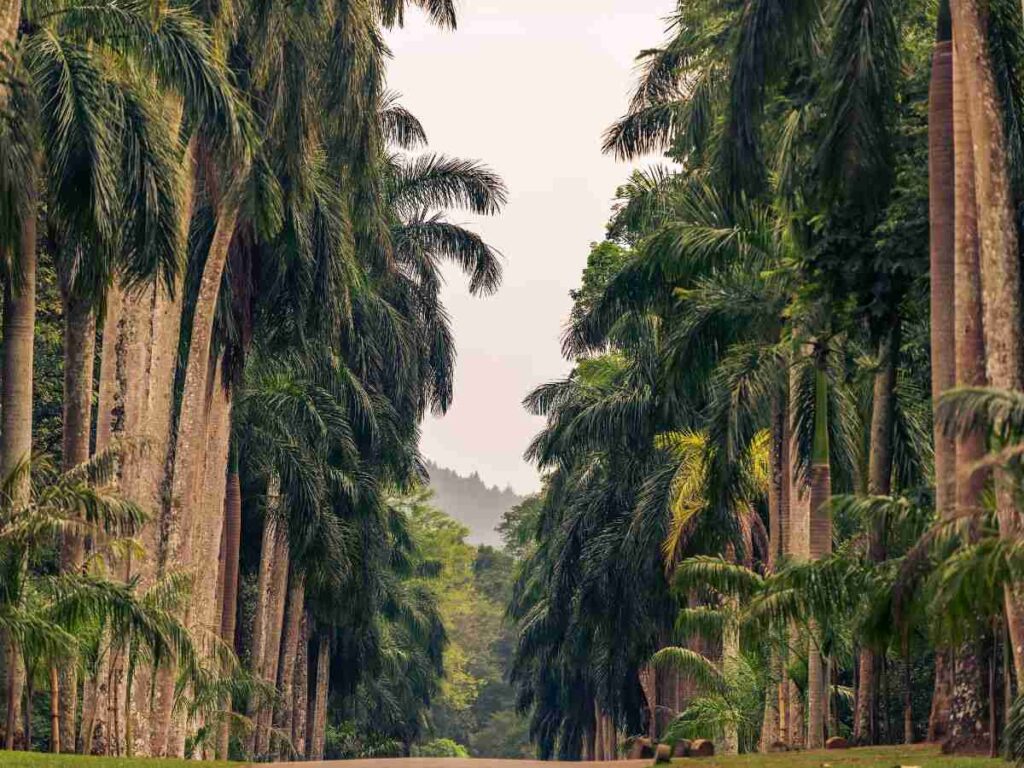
[947,646,988,751]
[953,0,1024,685]
[944,32,992,755]
[105,280,157,757]
[83,289,122,758]
[194,362,233,642]
[787,359,808,750]
[56,291,96,753]
[760,395,785,748]
[215,462,243,760]
[246,501,277,757]
[247,486,290,759]
[0,0,19,52]
[50,665,59,753]
[3,642,21,750]
[163,201,240,581]
[60,292,95,471]
[926,5,958,741]
[639,664,656,742]
[989,629,998,758]
[150,192,240,754]
[309,636,330,760]
[806,365,832,749]
[930,15,957,526]
[721,608,740,755]
[257,527,291,756]
[0,0,21,108]
[275,568,305,759]
[1,208,36,751]
[602,711,614,759]
[293,612,309,756]
[903,639,914,744]
[855,324,899,744]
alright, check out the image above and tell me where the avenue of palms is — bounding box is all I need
[2,0,1024,764]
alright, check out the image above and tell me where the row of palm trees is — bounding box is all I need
[511,0,1024,757]
[0,0,505,759]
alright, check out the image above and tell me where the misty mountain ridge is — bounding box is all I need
[425,460,526,546]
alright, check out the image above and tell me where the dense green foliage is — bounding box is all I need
[508,0,1024,761]
[0,0,513,760]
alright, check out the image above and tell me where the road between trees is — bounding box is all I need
[282,760,652,768]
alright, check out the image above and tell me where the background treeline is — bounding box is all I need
[424,460,525,547]
[509,0,1024,759]
[0,0,510,761]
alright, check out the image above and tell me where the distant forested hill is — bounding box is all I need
[425,460,525,546]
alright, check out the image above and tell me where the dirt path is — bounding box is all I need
[280,760,652,768]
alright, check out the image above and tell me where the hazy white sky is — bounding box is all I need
[388,0,674,494]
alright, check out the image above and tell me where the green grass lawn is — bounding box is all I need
[670,744,1007,768]
[0,753,241,768]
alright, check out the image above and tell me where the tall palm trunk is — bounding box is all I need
[163,199,240,579]
[787,361,808,749]
[309,636,330,760]
[79,287,122,756]
[150,194,240,755]
[2,207,36,751]
[929,1,957,538]
[275,568,305,758]
[293,612,309,756]
[953,0,1024,684]
[721,602,740,755]
[638,664,656,741]
[246,487,290,759]
[0,0,20,105]
[855,324,899,743]
[926,3,958,742]
[246,501,277,757]
[192,363,233,642]
[56,291,95,753]
[215,461,242,760]
[942,34,992,753]
[86,129,195,758]
[760,395,785,750]
[806,363,832,749]
[256,530,290,756]
[0,1,18,45]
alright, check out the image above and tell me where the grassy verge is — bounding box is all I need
[670,744,1006,767]
[0,752,241,768]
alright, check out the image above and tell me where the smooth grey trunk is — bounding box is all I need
[2,206,36,750]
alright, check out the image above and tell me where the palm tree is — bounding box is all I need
[950,0,1024,686]
[0,1,237,747]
